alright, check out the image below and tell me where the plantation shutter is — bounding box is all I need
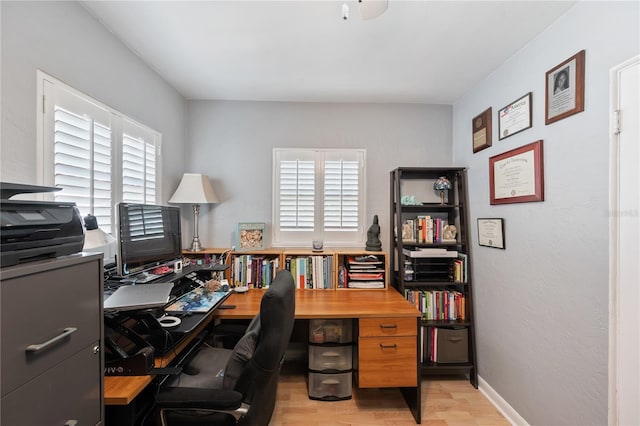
[273,148,365,246]
[52,101,113,233]
[279,159,315,230]
[323,159,359,230]
[122,120,158,204]
[41,72,161,236]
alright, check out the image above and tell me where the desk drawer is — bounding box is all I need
[1,342,102,426]
[359,317,416,337]
[1,259,102,396]
[358,336,417,388]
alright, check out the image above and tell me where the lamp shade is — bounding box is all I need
[433,176,452,191]
[169,173,219,204]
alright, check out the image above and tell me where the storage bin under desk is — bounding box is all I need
[308,371,352,401]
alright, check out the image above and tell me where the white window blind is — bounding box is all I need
[323,159,359,230]
[122,134,157,204]
[279,159,315,230]
[40,72,161,235]
[273,149,365,246]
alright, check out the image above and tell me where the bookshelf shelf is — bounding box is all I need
[183,248,388,291]
[390,167,477,388]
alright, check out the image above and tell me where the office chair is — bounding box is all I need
[155,270,296,426]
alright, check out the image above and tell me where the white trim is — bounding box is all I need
[608,54,640,426]
[478,375,529,426]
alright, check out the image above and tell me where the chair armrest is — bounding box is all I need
[156,387,243,410]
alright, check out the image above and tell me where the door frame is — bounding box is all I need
[608,54,639,426]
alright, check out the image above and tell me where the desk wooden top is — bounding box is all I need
[104,288,418,405]
[216,288,420,319]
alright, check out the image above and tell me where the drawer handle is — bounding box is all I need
[64,421,78,426]
[379,324,398,329]
[379,343,397,349]
[26,327,77,353]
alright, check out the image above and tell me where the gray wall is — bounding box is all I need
[186,100,452,251]
[0,1,188,202]
[452,2,639,425]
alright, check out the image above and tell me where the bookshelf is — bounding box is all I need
[182,248,388,290]
[389,167,477,388]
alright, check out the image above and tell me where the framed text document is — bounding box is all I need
[489,140,544,205]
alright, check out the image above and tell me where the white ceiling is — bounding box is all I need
[80,1,576,104]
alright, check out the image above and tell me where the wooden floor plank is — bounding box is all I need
[270,366,509,426]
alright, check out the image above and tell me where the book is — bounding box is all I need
[402,219,416,242]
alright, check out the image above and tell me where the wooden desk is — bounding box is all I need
[217,289,422,423]
[104,289,422,423]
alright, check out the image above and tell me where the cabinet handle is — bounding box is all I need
[379,343,397,349]
[64,421,78,426]
[379,324,397,329]
[25,327,77,353]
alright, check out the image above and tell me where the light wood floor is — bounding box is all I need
[270,364,510,426]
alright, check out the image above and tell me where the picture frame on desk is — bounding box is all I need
[236,222,265,250]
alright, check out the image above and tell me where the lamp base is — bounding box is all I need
[189,237,203,252]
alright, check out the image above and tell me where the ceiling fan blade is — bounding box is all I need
[358,0,388,20]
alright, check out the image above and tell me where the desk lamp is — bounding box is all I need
[433,176,452,205]
[169,173,220,252]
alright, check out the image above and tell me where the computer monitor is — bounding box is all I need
[115,203,182,279]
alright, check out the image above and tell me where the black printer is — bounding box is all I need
[1,182,85,267]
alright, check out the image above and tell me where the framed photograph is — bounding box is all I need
[477,218,505,249]
[489,140,544,205]
[498,92,532,140]
[545,50,585,125]
[236,222,265,250]
[472,107,492,153]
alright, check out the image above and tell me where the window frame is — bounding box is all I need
[36,70,162,234]
[272,148,366,247]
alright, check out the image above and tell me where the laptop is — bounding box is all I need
[104,282,174,311]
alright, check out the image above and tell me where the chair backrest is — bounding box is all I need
[225,270,295,426]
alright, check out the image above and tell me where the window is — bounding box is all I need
[272,148,366,246]
[38,72,161,234]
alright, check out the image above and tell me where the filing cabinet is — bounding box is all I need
[0,253,104,425]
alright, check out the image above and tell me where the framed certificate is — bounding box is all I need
[498,92,532,140]
[545,50,585,125]
[489,140,544,205]
[477,218,505,249]
[472,107,492,153]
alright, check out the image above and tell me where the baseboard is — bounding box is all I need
[478,375,529,426]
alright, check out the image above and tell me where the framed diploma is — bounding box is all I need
[477,218,505,249]
[489,140,544,205]
[498,92,532,140]
[545,50,585,125]
[472,107,492,153]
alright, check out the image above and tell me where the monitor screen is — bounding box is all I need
[115,203,182,277]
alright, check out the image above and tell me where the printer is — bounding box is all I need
[1,182,85,267]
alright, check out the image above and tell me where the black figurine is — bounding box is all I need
[365,215,382,251]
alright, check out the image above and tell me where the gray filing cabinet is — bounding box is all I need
[1,253,104,426]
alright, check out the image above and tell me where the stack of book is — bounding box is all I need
[285,255,334,289]
[232,255,280,288]
[344,255,385,289]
